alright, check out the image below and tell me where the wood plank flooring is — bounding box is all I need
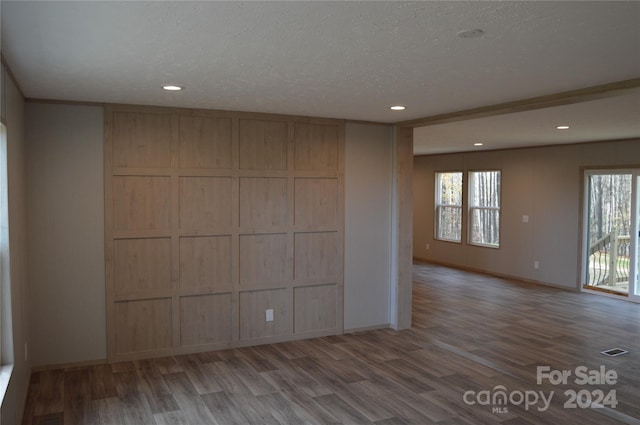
[22,263,640,424]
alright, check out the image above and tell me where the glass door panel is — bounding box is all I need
[632,175,640,300]
[584,172,633,296]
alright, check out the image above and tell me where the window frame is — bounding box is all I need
[434,171,463,243]
[467,169,502,249]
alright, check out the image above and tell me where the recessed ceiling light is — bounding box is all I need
[390,105,406,111]
[163,85,183,91]
[474,142,484,146]
[457,29,484,39]
[556,125,570,130]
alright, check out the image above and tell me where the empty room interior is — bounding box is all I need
[0,1,639,424]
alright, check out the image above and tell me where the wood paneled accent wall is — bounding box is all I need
[105,105,344,362]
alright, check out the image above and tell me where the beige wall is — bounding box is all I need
[0,65,30,424]
[25,103,397,366]
[414,139,640,288]
[26,103,105,366]
[344,123,393,330]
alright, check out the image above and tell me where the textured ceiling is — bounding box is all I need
[2,1,640,153]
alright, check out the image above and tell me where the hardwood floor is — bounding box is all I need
[23,263,640,424]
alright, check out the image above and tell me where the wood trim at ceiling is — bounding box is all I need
[0,54,26,98]
[413,136,640,158]
[397,78,640,128]
[26,98,106,108]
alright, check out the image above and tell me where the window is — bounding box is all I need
[0,122,10,400]
[435,172,463,242]
[469,170,501,247]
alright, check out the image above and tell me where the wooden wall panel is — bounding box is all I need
[179,236,232,290]
[179,177,233,233]
[239,289,288,340]
[239,177,287,229]
[239,119,288,170]
[113,112,172,168]
[106,105,344,362]
[115,298,173,354]
[294,232,338,281]
[180,293,232,346]
[294,284,337,333]
[179,116,232,169]
[114,238,172,297]
[294,178,338,227]
[294,123,339,172]
[239,233,290,286]
[113,176,171,234]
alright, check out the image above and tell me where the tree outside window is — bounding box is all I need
[435,172,462,242]
[469,170,501,248]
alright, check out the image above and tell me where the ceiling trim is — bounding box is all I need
[397,78,640,128]
[26,98,107,108]
[1,54,25,99]
[413,136,640,158]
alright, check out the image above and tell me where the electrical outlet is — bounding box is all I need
[522,215,529,223]
[265,309,274,322]
[534,261,539,269]
[426,243,430,250]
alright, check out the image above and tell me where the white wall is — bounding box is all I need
[413,139,640,289]
[26,103,106,366]
[344,123,393,330]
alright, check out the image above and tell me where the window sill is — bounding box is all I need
[468,242,500,249]
[0,364,14,407]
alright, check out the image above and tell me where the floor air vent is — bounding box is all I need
[600,348,629,357]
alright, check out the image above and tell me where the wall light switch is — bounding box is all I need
[266,309,274,322]
[522,215,529,223]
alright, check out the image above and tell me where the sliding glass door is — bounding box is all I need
[583,170,639,301]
